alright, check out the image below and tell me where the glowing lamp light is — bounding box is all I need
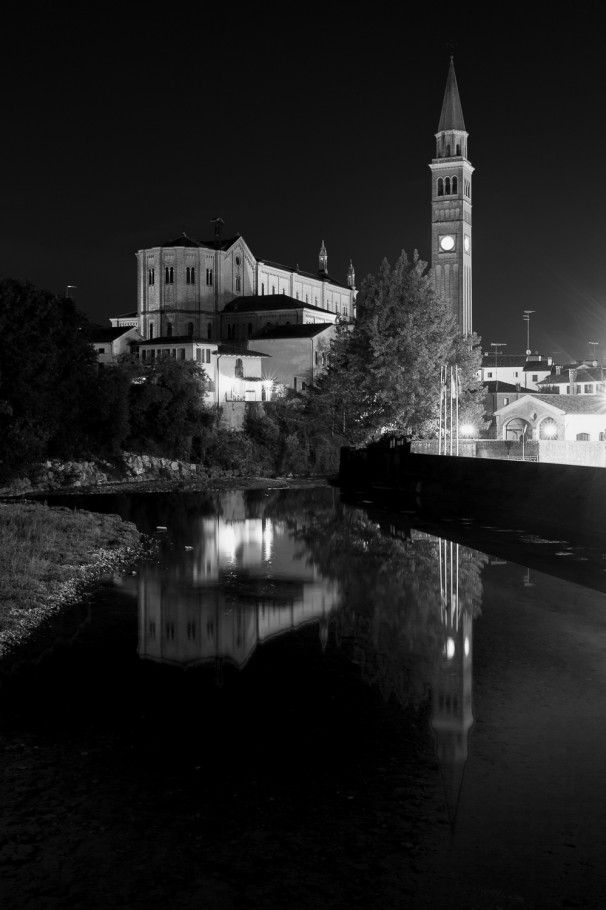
[460,424,476,438]
[445,637,456,659]
[542,420,558,438]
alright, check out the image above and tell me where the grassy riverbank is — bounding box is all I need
[0,500,149,663]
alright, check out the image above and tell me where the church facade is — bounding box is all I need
[430,59,473,335]
[130,222,356,345]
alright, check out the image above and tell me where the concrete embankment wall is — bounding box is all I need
[339,442,606,538]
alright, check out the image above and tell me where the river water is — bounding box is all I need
[2,485,606,910]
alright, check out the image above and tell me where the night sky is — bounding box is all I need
[2,12,604,363]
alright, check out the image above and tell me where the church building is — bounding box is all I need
[430,59,473,335]
[118,220,356,345]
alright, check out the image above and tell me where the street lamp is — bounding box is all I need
[490,342,507,392]
[523,310,535,355]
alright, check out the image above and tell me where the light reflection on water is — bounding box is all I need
[126,490,485,826]
[16,485,606,906]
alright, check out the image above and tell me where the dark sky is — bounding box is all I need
[2,12,605,362]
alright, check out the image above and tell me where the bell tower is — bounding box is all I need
[429,58,473,335]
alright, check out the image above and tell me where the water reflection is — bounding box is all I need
[133,490,488,821]
[137,490,340,671]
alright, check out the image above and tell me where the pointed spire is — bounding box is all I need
[319,240,328,275]
[438,57,465,132]
[347,259,355,289]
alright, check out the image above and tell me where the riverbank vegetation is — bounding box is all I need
[0,501,146,659]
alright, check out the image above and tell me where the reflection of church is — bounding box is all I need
[137,492,339,670]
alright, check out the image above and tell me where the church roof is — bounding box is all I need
[259,259,351,290]
[158,232,242,251]
[251,323,335,340]
[223,295,332,316]
[438,58,466,132]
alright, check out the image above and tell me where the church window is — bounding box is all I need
[296,291,300,299]
[456,143,461,155]
[261,283,265,295]
[452,176,458,194]
[149,324,154,339]
[444,177,451,194]
[236,275,241,292]
[272,286,276,294]
[148,268,155,285]
[166,324,173,338]
[206,267,213,286]
[165,266,174,284]
[437,177,444,196]
[235,358,243,378]
[185,266,196,284]
[446,143,451,156]
[187,322,194,337]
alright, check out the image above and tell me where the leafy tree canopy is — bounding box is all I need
[0,278,100,475]
[311,251,485,445]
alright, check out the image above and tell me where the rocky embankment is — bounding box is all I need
[0,453,210,498]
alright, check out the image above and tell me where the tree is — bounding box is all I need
[0,278,101,478]
[311,251,485,445]
[126,358,213,459]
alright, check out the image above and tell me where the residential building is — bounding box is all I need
[247,323,338,391]
[136,336,272,412]
[87,324,142,365]
[536,361,606,395]
[478,352,553,391]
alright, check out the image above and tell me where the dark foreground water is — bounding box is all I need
[2,486,606,910]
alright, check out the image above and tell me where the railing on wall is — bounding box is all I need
[411,438,606,467]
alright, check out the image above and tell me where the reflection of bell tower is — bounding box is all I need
[431,540,474,827]
[429,57,473,335]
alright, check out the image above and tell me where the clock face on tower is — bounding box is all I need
[439,234,455,252]
[464,236,470,253]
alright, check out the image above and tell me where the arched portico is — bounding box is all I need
[504,417,532,441]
